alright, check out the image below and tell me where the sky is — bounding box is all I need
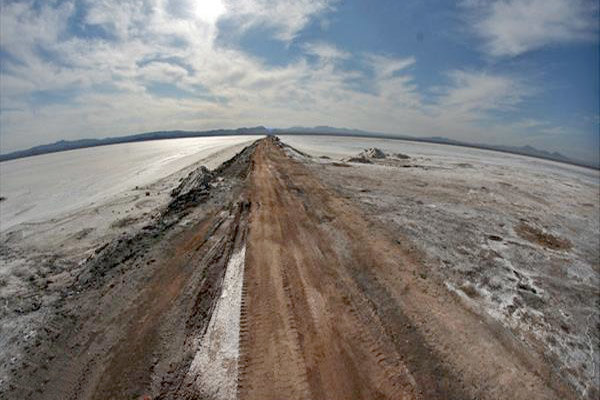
[0,0,598,163]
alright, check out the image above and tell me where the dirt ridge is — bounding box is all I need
[1,136,581,399]
[236,137,576,400]
[1,140,259,400]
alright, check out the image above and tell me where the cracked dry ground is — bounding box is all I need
[4,137,578,400]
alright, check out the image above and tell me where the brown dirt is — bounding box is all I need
[1,143,256,400]
[515,222,572,250]
[2,137,579,399]
[237,137,576,400]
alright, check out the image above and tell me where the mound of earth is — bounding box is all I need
[343,156,372,164]
[361,147,387,159]
[343,147,387,163]
[0,136,591,400]
[170,165,212,198]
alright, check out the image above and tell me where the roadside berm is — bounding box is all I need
[1,137,581,400]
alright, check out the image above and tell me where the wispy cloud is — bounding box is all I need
[464,0,599,57]
[366,55,416,79]
[435,70,528,115]
[0,0,593,162]
[223,0,337,42]
[302,42,350,62]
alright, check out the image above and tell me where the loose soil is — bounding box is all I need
[237,138,575,400]
[0,137,580,399]
[515,222,572,251]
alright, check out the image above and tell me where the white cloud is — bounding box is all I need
[367,55,416,79]
[224,0,337,42]
[435,70,528,115]
[302,42,349,61]
[465,0,599,56]
[0,0,585,161]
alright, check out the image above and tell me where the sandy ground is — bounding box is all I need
[0,136,597,399]
[283,135,599,398]
[0,139,255,398]
[237,138,576,400]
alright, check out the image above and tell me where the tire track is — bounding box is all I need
[237,181,312,399]
[239,138,417,400]
[2,141,260,400]
[237,136,573,400]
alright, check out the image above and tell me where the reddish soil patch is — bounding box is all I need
[4,138,580,400]
[515,222,572,250]
[238,138,575,400]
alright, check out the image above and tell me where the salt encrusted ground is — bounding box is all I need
[282,135,599,397]
[186,246,246,400]
[0,135,597,399]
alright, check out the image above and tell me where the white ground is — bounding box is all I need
[187,245,246,400]
[0,136,259,231]
[280,135,599,187]
[0,137,259,391]
[1,134,598,397]
[0,134,256,304]
[281,135,600,397]
[0,136,257,264]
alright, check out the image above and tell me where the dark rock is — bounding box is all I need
[361,148,386,159]
[343,157,372,164]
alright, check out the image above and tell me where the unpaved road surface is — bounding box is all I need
[238,138,575,400]
[1,137,582,399]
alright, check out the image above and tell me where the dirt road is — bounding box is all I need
[1,137,578,399]
[238,138,575,400]
[2,142,256,400]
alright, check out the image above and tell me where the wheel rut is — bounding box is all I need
[238,138,422,400]
[236,137,575,400]
[3,137,577,400]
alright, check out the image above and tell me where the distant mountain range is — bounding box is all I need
[275,126,595,167]
[1,125,597,169]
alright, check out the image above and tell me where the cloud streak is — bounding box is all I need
[0,0,595,163]
[465,0,599,56]
[224,0,337,42]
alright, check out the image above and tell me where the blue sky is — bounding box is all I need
[0,0,598,163]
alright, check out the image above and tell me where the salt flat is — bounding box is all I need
[1,135,598,399]
[0,136,258,230]
[279,135,599,185]
[281,135,599,397]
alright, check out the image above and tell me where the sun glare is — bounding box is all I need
[194,0,226,23]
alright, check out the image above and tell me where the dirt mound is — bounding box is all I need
[171,166,212,198]
[2,138,259,400]
[343,147,388,163]
[343,156,372,164]
[213,140,260,179]
[361,147,386,159]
